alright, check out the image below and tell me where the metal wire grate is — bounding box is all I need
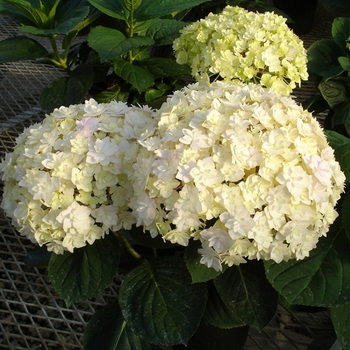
[0,5,340,349]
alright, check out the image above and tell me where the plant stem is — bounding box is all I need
[48,34,69,71]
[128,9,135,63]
[118,230,143,260]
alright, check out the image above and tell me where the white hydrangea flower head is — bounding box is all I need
[0,99,158,254]
[134,81,345,271]
[173,6,308,96]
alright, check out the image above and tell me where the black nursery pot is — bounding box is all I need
[273,0,319,34]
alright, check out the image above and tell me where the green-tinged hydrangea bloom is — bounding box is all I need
[133,81,345,271]
[0,99,157,254]
[173,6,308,96]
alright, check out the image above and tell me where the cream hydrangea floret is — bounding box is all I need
[0,99,157,254]
[134,81,345,271]
[173,6,308,96]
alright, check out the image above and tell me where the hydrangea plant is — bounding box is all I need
[173,6,309,96]
[0,85,350,349]
[1,4,350,349]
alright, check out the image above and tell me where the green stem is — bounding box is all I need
[118,230,143,260]
[49,34,69,71]
[153,247,158,258]
[128,9,135,63]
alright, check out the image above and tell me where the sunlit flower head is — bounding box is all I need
[173,6,308,96]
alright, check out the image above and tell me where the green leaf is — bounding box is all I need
[89,27,154,62]
[204,281,246,329]
[142,57,191,78]
[322,65,345,81]
[65,63,94,102]
[24,246,51,267]
[144,88,167,102]
[122,0,141,11]
[83,302,153,350]
[175,321,249,350]
[93,85,129,103]
[339,56,350,71]
[332,17,350,52]
[19,6,89,35]
[330,302,350,350]
[265,217,350,307]
[133,0,210,21]
[39,76,69,112]
[40,63,94,112]
[319,79,348,109]
[342,193,350,244]
[48,233,120,307]
[0,36,49,63]
[88,26,126,62]
[49,5,90,34]
[87,0,129,21]
[332,98,350,127]
[119,257,207,346]
[145,19,187,45]
[111,36,155,59]
[214,260,278,331]
[307,39,344,77]
[113,58,154,93]
[4,0,48,26]
[325,130,350,180]
[184,240,221,283]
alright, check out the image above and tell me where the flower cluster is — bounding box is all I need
[134,81,345,271]
[0,99,157,254]
[173,6,308,96]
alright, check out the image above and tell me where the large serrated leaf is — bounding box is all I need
[88,26,126,62]
[307,40,344,77]
[39,76,69,113]
[0,36,49,63]
[145,19,186,45]
[40,63,94,112]
[265,217,350,307]
[113,58,154,93]
[19,6,89,35]
[83,302,153,350]
[119,257,207,346]
[93,85,129,103]
[184,240,221,283]
[214,260,278,331]
[48,233,120,307]
[204,281,246,329]
[4,0,48,26]
[133,0,210,21]
[332,17,350,53]
[65,63,94,104]
[89,29,154,62]
[325,130,350,180]
[122,0,141,12]
[330,302,350,350]
[87,0,128,21]
[142,58,191,78]
[319,79,348,109]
